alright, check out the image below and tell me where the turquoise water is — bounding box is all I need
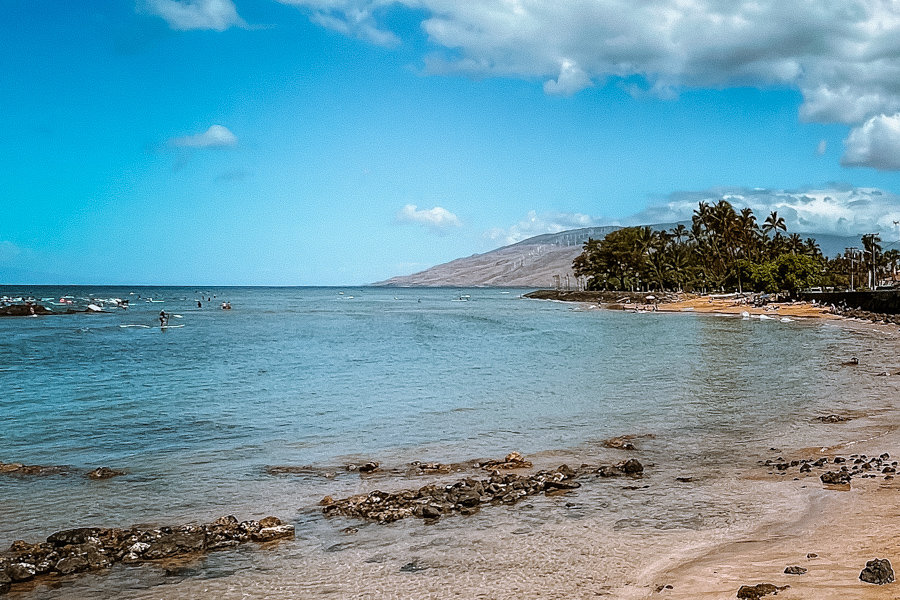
[0,286,889,598]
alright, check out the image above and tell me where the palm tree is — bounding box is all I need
[862,233,882,288]
[670,223,689,244]
[804,237,822,257]
[787,233,804,255]
[762,211,787,237]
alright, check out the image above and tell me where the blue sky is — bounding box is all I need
[4,1,900,285]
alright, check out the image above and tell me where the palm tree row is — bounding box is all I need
[573,200,827,294]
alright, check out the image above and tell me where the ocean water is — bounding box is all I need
[1,286,897,598]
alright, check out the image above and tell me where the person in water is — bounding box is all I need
[197,301,202,308]
[159,310,168,327]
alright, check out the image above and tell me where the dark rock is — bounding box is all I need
[6,563,36,582]
[820,471,851,485]
[0,570,9,595]
[358,462,380,473]
[400,561,425,572]
[860,558,894,585]
[736,583,790,599]
[86,467,125,480]
[421,505,441,520]
[47,528,102,546]
[617,458,644,474]
[55,555,92,575]
[784,565,807,575]
[816,414,850,423]
[544,479,581,491]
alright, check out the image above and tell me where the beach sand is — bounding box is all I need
[653,296,836,319]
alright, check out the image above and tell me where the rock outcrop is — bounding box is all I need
[0,516,293,596]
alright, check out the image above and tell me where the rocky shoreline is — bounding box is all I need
[320,456,644,524]
[0,516,294,596]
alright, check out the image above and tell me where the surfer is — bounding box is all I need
[159,310,169,327]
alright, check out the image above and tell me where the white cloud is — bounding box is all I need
[170,125,238,148]
[280,1,900,128]
[145,0,246,31]
[630,186,900,236]
[841,113,900,170]
[485,210,603,246]
[396,204,461,230]
[278,0,399,46]
[816,139,827,156]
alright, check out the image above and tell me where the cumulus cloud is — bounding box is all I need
[396,204,461,231]
[485,210,604,246]
[280,1,900,129]
[816,139,828,156]
[841,113,900,170]
[170,125,238,148]
[630,186,900,236]
[145,0,246,31]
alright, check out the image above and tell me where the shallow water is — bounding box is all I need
[2,286,899,598]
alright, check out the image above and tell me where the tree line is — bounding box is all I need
[572,200,900,295]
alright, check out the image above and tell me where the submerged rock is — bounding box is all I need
[736,583,789,599]
[0,516,293,596]
[0,461,68,477]
[86,467,125,480]
[783,565,807,575]
[859,558,894,585]
[815,415,850,423]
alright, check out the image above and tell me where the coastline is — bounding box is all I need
[522,288,900,598]
[6,287,900,598]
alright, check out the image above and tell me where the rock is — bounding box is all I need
[358,462,380,473]
[820,471,851,485]
[0,570,10,595]
[47,528,102,546]
[480,452,533,470]
[859,558,894,585]
[602,436,638,450]
[807,553,818,559]
[736,583,790,599]
[55,555,92,575]
[258,516,281,528]
[421,505,441,520]
[86,467,125,480]
[251,524,295,542]
[6,563,36,582]
[816,414,850,423]
[617,458,644,474]
[784,565,807,575]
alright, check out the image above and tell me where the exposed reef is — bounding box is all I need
[0,516,293,596]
